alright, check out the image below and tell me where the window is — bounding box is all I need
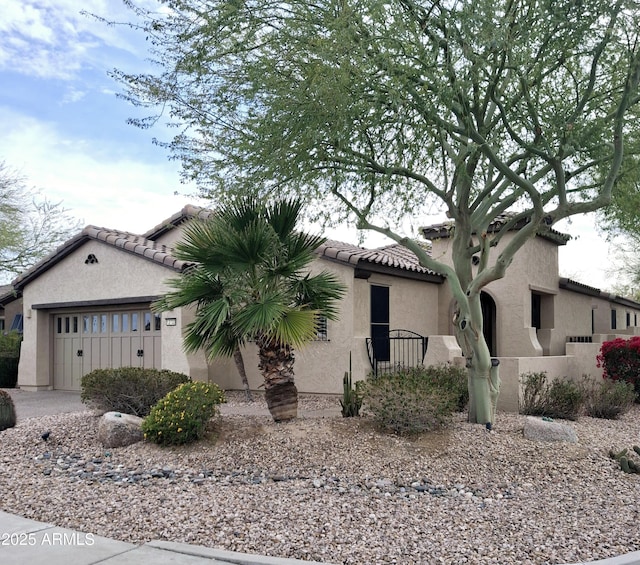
[0,318,4,331]
[611,309,617,330]
[370,285,390,362]
[10,314,23,333]
[531,293,542,330]
[315,315,328,341]
[627,312,631,328]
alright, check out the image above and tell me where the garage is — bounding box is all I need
[53,307,162,390]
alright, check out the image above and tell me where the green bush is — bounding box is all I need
[0,389,16,431]
[520,372,584,420]
[81,367,191,417]
[364,364,468,435]
[0,331,21,388]
[583,378,636,419]
[142,381,225,445]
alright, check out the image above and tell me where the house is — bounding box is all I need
[11,206,640,409]
[0,285,23,334]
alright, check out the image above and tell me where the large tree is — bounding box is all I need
[154,197,345,421]
[0,161,81,283]
[112,0,640,425]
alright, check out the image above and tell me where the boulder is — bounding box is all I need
[523,416,577,443]
[97,412,144,448]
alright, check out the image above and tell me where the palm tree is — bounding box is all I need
[154,197,345,421]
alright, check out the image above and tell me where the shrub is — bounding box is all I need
[0,389,16,431]
[142,381,225,445]
[364,364,468,435]
[81,367,191,417]
[583,378,636,419]
[0,331,22,388]
[340,356,363,417]
[520,372,584,420]
[597,337,640,400]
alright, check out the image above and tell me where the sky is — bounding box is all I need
[0,0,629,292]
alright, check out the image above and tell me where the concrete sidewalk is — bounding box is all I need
[0,511,335,565]
[2,510,640,565]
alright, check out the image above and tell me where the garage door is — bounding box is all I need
[53,308,162,390]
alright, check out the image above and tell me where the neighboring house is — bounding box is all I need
[0,285,23,334]
[10,206,640,408]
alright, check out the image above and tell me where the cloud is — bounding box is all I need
[0,0,153,80]
[0,107,204,234]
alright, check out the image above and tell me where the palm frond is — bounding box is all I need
[154,195,345,368]
[269,308,320,348]
[294,272,346,320]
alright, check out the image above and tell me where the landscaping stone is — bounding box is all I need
[97,411,144,448]
[523,416,577,443]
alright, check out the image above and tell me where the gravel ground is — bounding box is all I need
[1,392,640,564]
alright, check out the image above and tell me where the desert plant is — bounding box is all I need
[0,331,21,388]
[0,389,16,431]
[421,364,470,412]
[154,197,345,422]
[520,372,584,420]
[609,446,640,474]
[597,337,640,400]
[583,378,636,419]
[340,355,363,418]
[81,367,191,417]
[364,365,466,435]
[142,381,225,445]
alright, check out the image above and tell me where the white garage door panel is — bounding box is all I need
[53,309,162,390]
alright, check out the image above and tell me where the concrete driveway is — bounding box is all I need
[2,388,86,420]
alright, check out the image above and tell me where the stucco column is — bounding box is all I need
[18,308,52,390]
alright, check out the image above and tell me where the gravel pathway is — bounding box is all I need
[1,392,639,564]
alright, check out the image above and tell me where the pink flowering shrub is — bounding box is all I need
[597,337,640,400]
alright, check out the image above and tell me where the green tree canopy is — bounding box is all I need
[111,0,640,424]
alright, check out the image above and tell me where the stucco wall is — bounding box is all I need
[430,233,560,357]
[152,226,184,249]
[207,258,359,393]
[208,259,441,394]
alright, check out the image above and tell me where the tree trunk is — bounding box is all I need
[233,347,253,402]
[467,354,501,426]
[256,337,298,421]
[264,381,298,422]
[454,296,501,426]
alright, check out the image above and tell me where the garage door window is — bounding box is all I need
[57,316,79,334]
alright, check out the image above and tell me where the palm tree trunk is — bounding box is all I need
[233,347,253,402]
[257,337,298,421]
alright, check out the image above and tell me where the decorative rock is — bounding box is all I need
[523,416,577,443]
[97,412,144,448]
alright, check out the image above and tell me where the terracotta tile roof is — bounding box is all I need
[143,205,215,240]
[11,207,444,290]
[0,284,18,306]
[12,225,191,290]
[317,239,443,279]
[421,213,571,245]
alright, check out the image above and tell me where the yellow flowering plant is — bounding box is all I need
[142,381,225,445]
